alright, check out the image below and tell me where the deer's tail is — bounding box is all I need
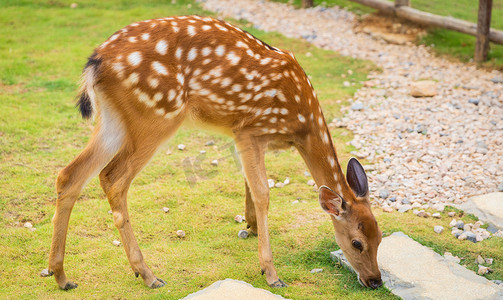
[76,52,102,119]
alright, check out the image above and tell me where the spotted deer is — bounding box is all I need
[45,15,383,290]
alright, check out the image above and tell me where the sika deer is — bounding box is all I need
[45,15,382,290]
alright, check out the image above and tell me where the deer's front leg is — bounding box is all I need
[235,134,287,288]
[244,181,258,235]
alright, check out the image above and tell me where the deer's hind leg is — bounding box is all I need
[99,117,182,289]
[48,119,123,290]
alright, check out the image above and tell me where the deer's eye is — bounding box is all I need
[352,240,363,252]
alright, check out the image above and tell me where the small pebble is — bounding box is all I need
[351,101,364,111]
[476,255,485,265]
[177,144,186,150]
[283,177,290,185]
[24,222,33,229]
[379,189,390,199]
[449,219,457,227]
[205,140,215,146]
[112,240,121,246]
[310,268,323,273]
[200,150,206,154]
[307,179,316,186]
[268,179,275,188]
[70,3,78,9]
[238,230,249,239]
[468,98,479,105]
[275,182,285,188]
[382,207,393,213]
[234,215,244,223]
[162,207,170,213]
[455,221,465,230]
[447,212,456,217]
[498,183,503,192]
[432,213,441,219]
[458,233,467,240]
[176,230,186,238]
[478,265,489,275]
[434,226,444,234]
[292,200,299,204]
[40,269,51,277]
[485,258,493,265]
[465,231,477,243]
[211,159,219,166]
[108,210,112,214]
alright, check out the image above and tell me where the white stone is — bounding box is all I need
[268,179,275,188]
[112,240,121,246]
[177,144,186,150]
[176,230,186,238]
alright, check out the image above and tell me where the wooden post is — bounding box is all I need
[302,0,314,8]
[475,0,493,63]
[395,0,410,7]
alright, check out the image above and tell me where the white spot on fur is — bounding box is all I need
[127,52,142,66]
[202,25,211,31]
[148,77,159,88]
[126,72,139,86]
[231,84,242,92]
[328,156,336,168]
[220,78,232,87]
[187,48,197,61]
[141,33,150,41]
[226,52,241,65]
[176,47,183,59]
[294,95,300,103]
[202,47,211,56]
[128,36,137,43]
[277,91,287,102]
[298,114,305,123]
[215,23,228,31]
[280,108,288,115]
[215,45,225,56]
[156,40,168,55]
[236,41,248,48]
[187,25,196,36]
[152,61,168,75]
[177,73,185,85]
[168,89,176,102]
[153,92,163,102]
[265,89,277,98]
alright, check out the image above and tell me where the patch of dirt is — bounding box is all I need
[354,13,427,45]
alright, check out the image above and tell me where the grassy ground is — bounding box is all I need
[0,0,501,299]
[276,0,503,68]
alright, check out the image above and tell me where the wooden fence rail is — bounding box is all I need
[348,0,501,62]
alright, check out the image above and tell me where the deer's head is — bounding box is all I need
[319,158,382,289]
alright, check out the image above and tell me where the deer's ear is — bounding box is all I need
[346,158,369,198]
[319,186,347,217]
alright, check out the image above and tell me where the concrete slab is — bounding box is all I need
[331,232,503,300]
[458,192,503,229]
[182,279,289,300]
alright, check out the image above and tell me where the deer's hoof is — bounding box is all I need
[149,278,167,289]
[269,279,288,288]
[62,281,78,290]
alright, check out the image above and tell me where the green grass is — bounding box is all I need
[273,0,503,68]
[0,0,501,299]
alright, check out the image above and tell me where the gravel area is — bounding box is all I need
[197,0,503,208]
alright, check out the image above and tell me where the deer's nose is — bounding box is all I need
[368,278,383,289]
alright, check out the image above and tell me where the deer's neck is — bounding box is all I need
[296,120,350,197]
